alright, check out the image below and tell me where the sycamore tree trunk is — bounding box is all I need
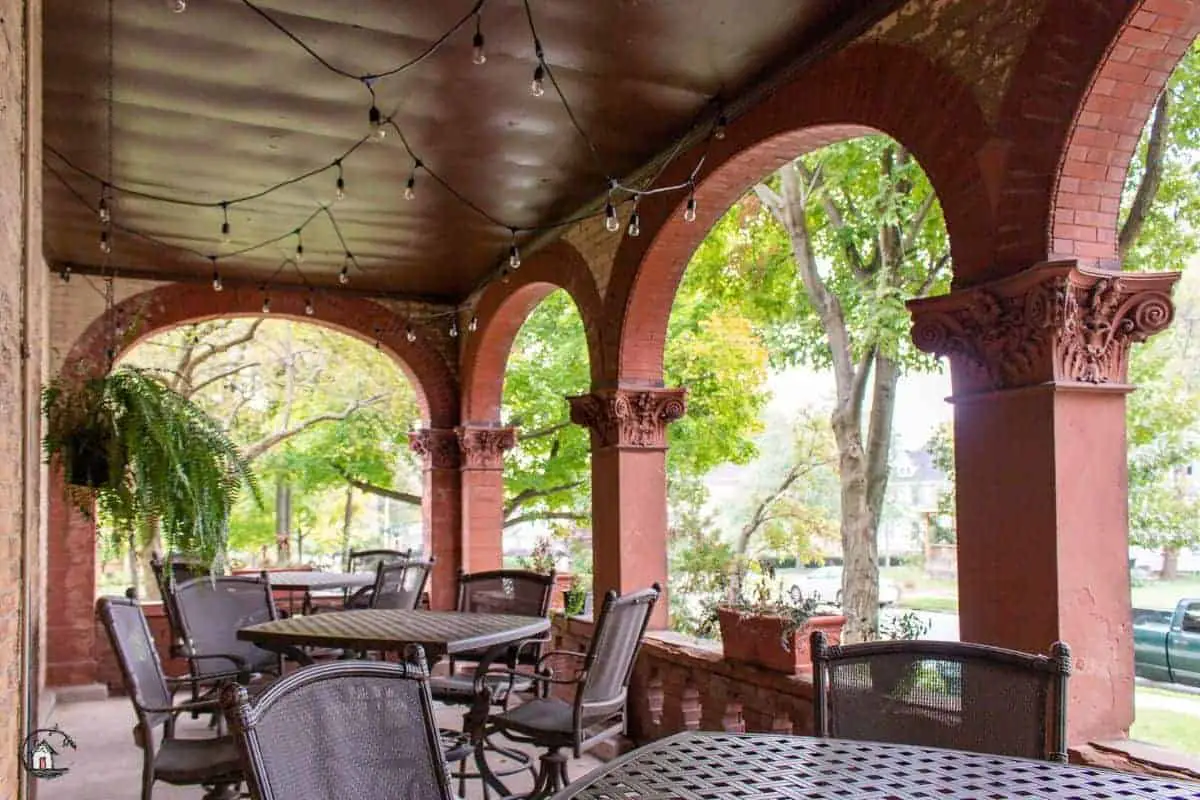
[1161,546,1180,580]
[341,485,356,561]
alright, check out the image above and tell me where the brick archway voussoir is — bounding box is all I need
[460,239,604,423]
[603,41,993,385]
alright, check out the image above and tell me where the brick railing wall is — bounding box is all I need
[550,616,817,743]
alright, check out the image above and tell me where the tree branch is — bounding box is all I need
[901,192,938,256]
[1120,90,1170,259]
[520,422,570,441]
[187,319,264,378]
[244,394,387,461]
[504,480,586,516]
[503,511,589,529]
[762,165,856,407]
[336,470,421,506]
[187,362,260,398]
[796,161,869,280]
[913,252,951,299]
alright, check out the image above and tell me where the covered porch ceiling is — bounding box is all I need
[43,0,901,301]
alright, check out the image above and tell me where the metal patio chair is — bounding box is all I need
[811,631,1071,762]
[222,652,456,800]
[430,569,556,796]
[168,574,283,705]
[149,551,212,659]
[360,557,435,610]
[96,595,243,800]
[340,548,414,609]
[475,584,661,799]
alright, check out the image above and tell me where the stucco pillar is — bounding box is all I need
[408,428,462,610]
[908,260,1178,745]
[568,387,687,629]
[456,425,517,573]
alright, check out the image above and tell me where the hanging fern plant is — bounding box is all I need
[42,366,259,564]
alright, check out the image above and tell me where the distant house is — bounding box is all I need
[880,449,952,562]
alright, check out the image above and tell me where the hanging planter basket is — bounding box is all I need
[63,431,113,488]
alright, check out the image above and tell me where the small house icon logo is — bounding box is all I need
[21,726,75,780]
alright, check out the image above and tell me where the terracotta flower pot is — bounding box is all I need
[717,608,846,674]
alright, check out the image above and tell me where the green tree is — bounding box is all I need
[689,135,950,641]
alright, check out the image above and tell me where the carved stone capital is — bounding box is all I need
[908,261,1177,394]
[456,425,517,470]
[408,428,460,470]
[567,387,687,450]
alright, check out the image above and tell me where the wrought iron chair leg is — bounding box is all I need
[200,782,239,800]
[526,748,568,800]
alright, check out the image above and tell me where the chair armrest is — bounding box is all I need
[137,698,220,716]
[534,649,587,671]
[185,652,253,683]
[472,665,587,698]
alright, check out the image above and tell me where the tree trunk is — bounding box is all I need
[341,485,356,561]
[125,530,141,598]
[832,411,878,643]
[1161,546,1180,580]
[275,480,292,563]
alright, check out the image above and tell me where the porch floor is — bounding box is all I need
[40,694,601,799]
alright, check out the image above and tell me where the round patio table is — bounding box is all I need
[259,570,375,615]
[237,608,549,664]
[550,731,1200,799]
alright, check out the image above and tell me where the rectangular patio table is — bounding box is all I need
[237,608,550,664]
[550,731,1200,799]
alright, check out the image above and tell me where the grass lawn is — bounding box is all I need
[1131,577,1200,610]
[897,595,959,613]
[1131,708,1200,757]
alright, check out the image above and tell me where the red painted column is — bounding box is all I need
[457,425,517,573]
[569,387,687,630]
[909,261,1178,745]
[408,429,462,611]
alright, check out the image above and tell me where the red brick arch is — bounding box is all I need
[604,41,993,384]
[460,239,604,423]
[45,281,458,687]
[1049,0,1200,265]
[61,283,458,426]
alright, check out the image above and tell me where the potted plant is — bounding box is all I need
[561,573,587,616]
[42,367,259,565]
[701,563,845,674]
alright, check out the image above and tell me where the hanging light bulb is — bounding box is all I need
[219,203,231,242]
[509,242,521,269]
[59,265,71,283]
[99,228,112,254]
[449,318,459,338]
[604,199,620,233]
[627,206,641,238]
[684,191,698,223]
[405,171,416,201]
[211,259,223,292]
[305,293,315,316]
[468,315,478,333]
[335,162,346,202]
[472,16,486,65]
[261,292,271,314]
[166,0,185,12]
[339,254,351,285]
[295,231,304,263]
[98,186,111,224]
[368,104,387,140]
[405,324,417,343]
[714,113,728,141]
[530,63,545,97]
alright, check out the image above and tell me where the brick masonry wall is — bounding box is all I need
[0,0,47,796]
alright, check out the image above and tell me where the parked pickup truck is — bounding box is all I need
[1133,599,1200,687]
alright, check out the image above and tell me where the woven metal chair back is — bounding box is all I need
[346,548,411,574]
[811,632,1071,762]
[171,575,280,679]
[370,559,434,610]
[150,551,211,642]
[223,651,454,800]
[454,568,555,664]
[96,595,174,732]
[576,584,661,724]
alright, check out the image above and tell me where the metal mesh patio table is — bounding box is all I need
[261,570,375,592]
[237,608,550,663]
[550,731,1200,799]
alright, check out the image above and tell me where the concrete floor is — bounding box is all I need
[39,692,600,799]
